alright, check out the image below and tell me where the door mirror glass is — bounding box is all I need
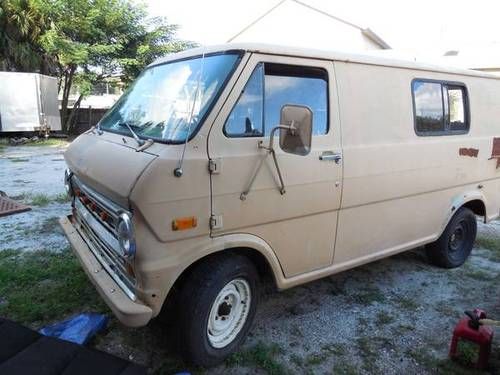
[279,105,313,156]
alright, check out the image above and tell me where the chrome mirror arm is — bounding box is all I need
[240,123,294,201]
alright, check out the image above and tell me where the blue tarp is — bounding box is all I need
[40,313,108,345]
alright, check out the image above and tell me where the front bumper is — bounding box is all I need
[59,215,152,327]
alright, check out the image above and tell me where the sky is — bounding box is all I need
[146,0,500,54]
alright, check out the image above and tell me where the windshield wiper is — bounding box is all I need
[117,122,155,152]
[118,122,145,146]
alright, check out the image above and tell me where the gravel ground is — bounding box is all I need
[0,143,68,252]
[1,141,500,374]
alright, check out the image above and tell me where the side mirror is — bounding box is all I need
[279,105,313,156]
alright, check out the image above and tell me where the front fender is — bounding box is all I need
[144,232,286,318]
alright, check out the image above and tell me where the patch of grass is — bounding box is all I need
[306,352,329,366]
[290,353,304,367]
[226,341,286,375]
[328,279,346,296]
[304,344,346,367]
[9,157,29,163]
[475,237,500,252]
[290,324,302,337]
[0,248,107,325]
[392,324,414,336]
[3,233,16,242]
[407,346,487,375]
[13,192,70,207]
[435,358,486,375]
[356,336,394,372]
[37,216,61,235]
[321,343,346,356]
[0,138,8,153]
[15,216,61,238]
[332,362,359,375]
[464,267,494,281]
[350,287,385,305]
[153,357,199,375]
[475,236,500,262]
[455,340,480,367]
[375,310,395,326]
[393,295,419,310]
[435,301,460,318]
[356,317,370,333]
[24,138,68,147]
[29,193,52,206]
[54,192,71,204]
[407,347,437,367]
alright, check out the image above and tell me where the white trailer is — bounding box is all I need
[0,72,61,132]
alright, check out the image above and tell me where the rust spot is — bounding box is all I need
[489,137,500,168]
[459,148,479,157]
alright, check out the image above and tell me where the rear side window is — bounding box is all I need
[224,63,328,137]
[412,79,469,136]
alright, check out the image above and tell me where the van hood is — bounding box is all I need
[64,132,157,208]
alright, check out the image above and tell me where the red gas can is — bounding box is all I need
[449,309,494,369]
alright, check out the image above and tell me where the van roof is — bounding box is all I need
[150,43,499,80]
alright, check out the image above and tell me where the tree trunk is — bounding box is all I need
[65,94,83,134]
[60,64,76,133]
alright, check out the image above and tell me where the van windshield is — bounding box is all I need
[98,52,241,143]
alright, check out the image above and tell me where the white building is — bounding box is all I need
[441,48,500,76]
[227,0,390,52]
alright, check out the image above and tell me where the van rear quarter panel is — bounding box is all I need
[333,61,500,264]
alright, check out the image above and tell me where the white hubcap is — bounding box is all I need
[207,278,251,348]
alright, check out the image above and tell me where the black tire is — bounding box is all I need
[426,207,477,268]
[177,254,259,367]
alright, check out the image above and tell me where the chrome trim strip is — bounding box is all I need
[72,175,127,217]
[75,199,120,252]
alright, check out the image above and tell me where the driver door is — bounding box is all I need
[208,53,342,277]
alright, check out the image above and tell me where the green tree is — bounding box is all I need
[1,0,193,132]
[41,0,194,132]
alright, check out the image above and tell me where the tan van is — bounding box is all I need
[60,43,500,365]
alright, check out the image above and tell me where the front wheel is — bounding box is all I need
[177,254,259,366]
[426,207,477,268]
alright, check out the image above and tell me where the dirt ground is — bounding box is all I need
[1,140,500,374]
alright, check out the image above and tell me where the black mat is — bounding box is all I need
[0,317,146,375]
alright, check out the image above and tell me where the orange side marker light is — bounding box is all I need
[172,217,197,231]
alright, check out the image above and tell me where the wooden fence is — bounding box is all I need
[62,106,108,135]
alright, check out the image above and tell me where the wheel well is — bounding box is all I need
[462,199,486,217]
[159,248,276,318]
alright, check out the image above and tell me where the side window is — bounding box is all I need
[447,86,467,131]
[224,62,328,137]
[412,79,469,135]
[224,63,264,137]
[413,81,444,133]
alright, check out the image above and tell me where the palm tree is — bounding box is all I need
[0,0,53,73]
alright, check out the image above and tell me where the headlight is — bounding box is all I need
[117,212,136,258]
[64,169,73,196]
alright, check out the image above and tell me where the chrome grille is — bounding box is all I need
[71,176,137,301]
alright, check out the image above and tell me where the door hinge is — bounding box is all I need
[208,158,221,174]
[209,214,223,230]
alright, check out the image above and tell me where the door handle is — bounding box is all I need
[319,151,342,164]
